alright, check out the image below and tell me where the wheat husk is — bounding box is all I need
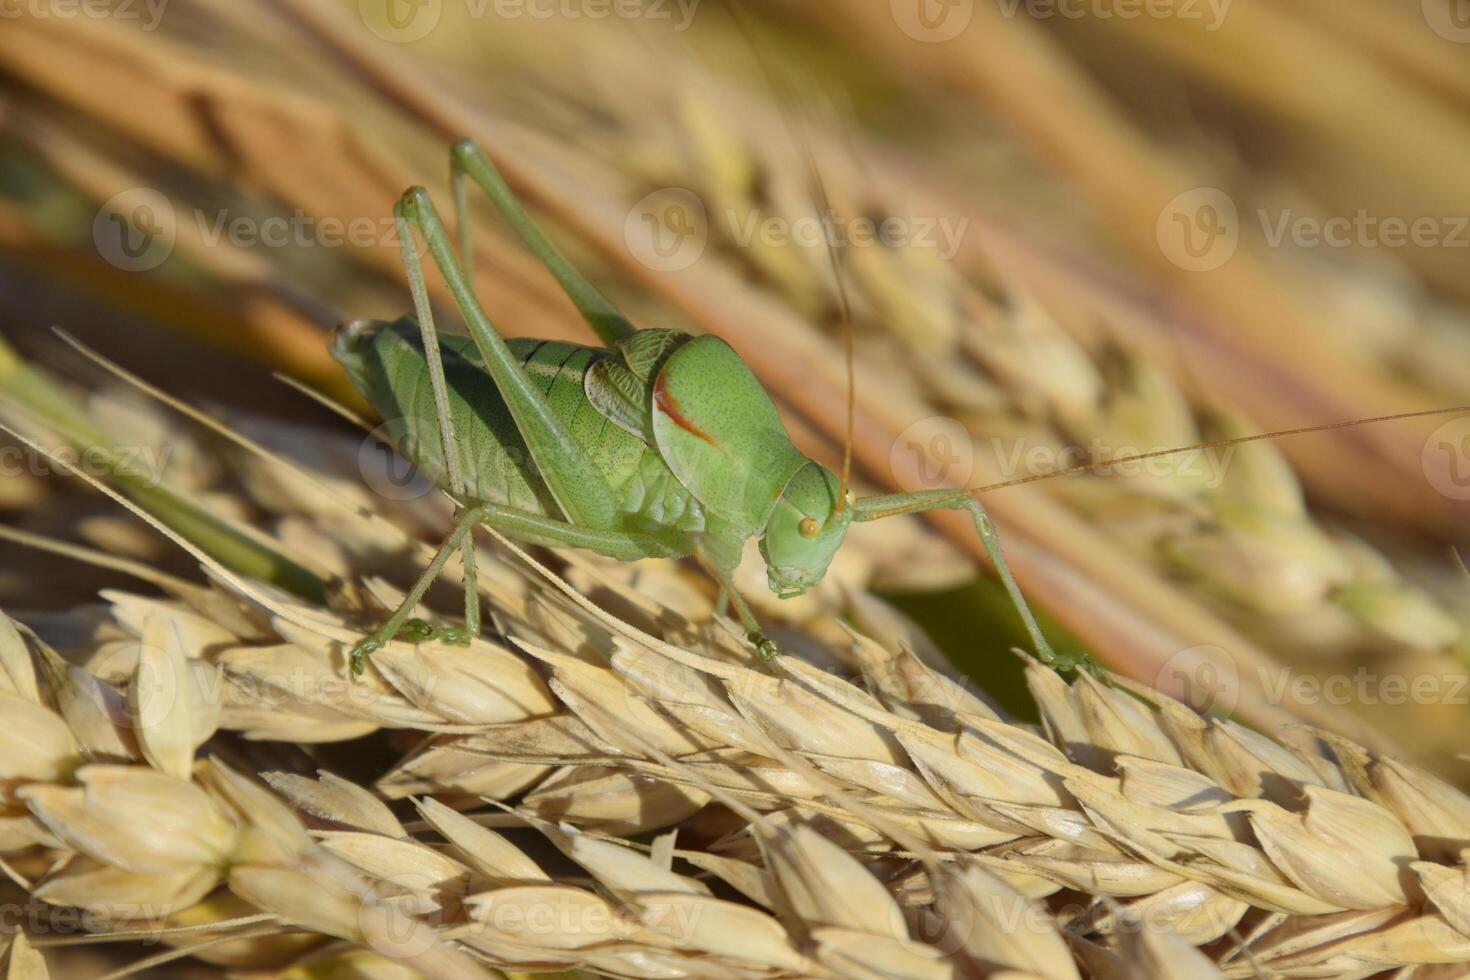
[0,395,1463,977]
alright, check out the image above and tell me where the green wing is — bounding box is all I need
[583,328,689,442]
[649,335,807,534]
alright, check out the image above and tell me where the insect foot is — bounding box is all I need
[399,618,473,646]
[349,619,476,679]
[396,618,435,642]
[348,636,381,679]
[748,630,781,664]
[1039,645,1103,679]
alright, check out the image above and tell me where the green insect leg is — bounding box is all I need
[395,186,623,533]
[854,490,1092,673]
[473,502,683,562]
[392,204,481,641]
[349,505,486,679]
[450,139,636,347]
[696,553,780,665]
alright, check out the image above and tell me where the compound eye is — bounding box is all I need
[798,517,821,539]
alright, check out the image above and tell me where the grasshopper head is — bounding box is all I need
[760,462,852,598]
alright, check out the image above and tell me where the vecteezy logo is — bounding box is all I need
[1425,0,1470,41]
[359,871,439,958]
[894,880,973,956]
[891,0,974,42]
[358,421,435,501]
[1424,416,1470,501]
[1156,644,1239,716]
[93,189,176,272]
[624,188,708,273]
[360,0,442,43]
[82,641,184,730]
[890,417,974,492]
[1156,187,1239,272]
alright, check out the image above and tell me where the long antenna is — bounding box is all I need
[726,1,856,512]
[856,405,1470,521]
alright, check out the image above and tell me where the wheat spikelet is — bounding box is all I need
[0,391,1464,978]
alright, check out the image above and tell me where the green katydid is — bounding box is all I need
[332,138,1067,677]
[334,139,1467,679]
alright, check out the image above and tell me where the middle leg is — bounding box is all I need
[349,504,486,678]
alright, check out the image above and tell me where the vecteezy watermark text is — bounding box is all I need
[1258,209,1470,251]
[1157,187,1470,272]
[194,210,411,251]
[996,0,1231,30]
[1262,668,1470,708]
[887,417,1238,496]
[624,188,971,273]
[0,0,168,30]
[1158,645,1470,718]
[94,190,424,273]
[891,0,1230,43]
[726,210,969,259]
[0,444,172,488]
[358,0,699,44]
[0,897,180,939]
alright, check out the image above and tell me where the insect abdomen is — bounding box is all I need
[333,318,651,519]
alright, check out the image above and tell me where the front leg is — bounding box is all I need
[854,490,1093,674]
[693,535,781,667]
[701,560,781,664]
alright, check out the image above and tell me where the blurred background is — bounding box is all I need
[0,0,1468,775]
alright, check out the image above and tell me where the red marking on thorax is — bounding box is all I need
[654,374,720,448]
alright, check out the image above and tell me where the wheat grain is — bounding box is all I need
[0,402,1468,975]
